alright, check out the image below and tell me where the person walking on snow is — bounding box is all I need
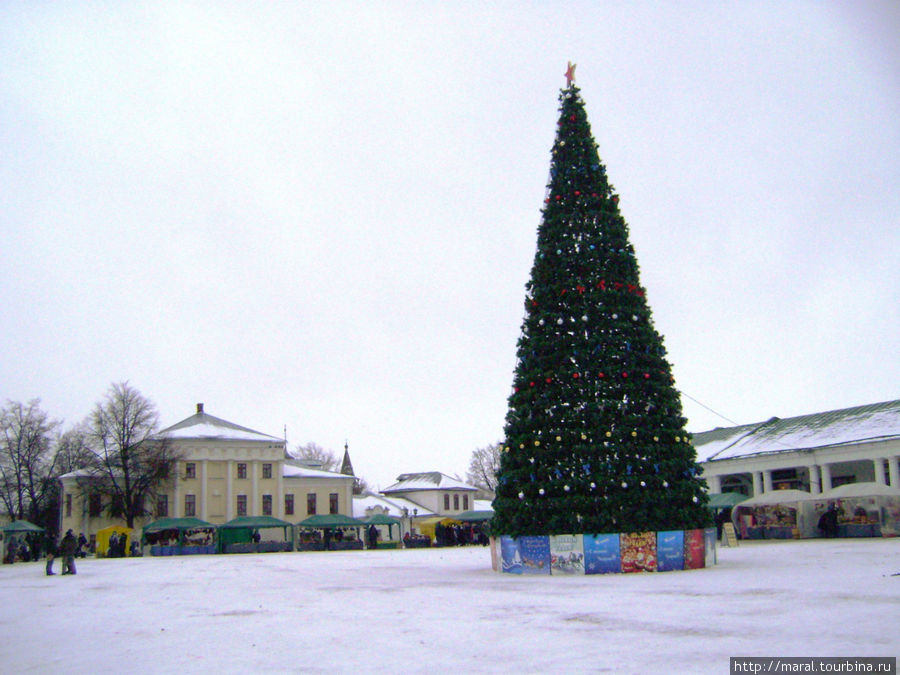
[45,535,58,575]
[60,530,78,575]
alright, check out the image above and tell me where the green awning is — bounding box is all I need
[362,514,401,525]
[298,514,367,528]
[143,517,216,533]
[220,516,294,529]
[706,492,749,509]
[0,520,44,533]
[456,510,494,522]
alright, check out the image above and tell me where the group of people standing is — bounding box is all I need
[107,531,129,558]
[46,529,79,576]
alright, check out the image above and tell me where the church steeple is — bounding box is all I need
[340,442,364,495]
[340,441,355,477]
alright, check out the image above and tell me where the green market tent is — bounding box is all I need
[361,514,400,525]
[142,517,218,553]
[0,520,44,534]
[219,515,294,551]
[143,517,216,533]
[706,493,749,510]
[456,510,494,522]
[298,514,366,549]
[362,513,401,540]
[1,520,45,563]
[298,514,367,528]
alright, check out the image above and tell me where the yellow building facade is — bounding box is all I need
[59,404,355,545]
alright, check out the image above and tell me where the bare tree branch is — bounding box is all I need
[465,442,501,494]
[85,382,179,528]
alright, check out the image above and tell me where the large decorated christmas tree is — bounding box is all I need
[492,65,709,538]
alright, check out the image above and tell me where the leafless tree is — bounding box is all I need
[0,399,60,521]
[291,441,372,494]
[291,442,340,471]
[86,382,179,528]
[465,442,501,495]
[54,425,96,475]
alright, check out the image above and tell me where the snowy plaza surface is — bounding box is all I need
[1,539,897,674]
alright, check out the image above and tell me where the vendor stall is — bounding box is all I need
[731,489,813,540]
[97,525,134,557]
[361,514,402,548]
[219,515,294,554]
[454,510,493,545]
[142,517,218,555]
[0,520,44,563]
[298,514,366,550]
[417,516,474,546]
[808,482,900,538]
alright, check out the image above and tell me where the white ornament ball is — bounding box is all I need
[692,495,698,503]
[621,481,628,488]
[518,492,524,499]
[539,488,545,496]
[590,482,596,489]
[564,485,570,492]
[663,480,669,488]
[640,481,646,487]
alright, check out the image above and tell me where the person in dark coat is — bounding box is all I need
[367,524,378,549]
[5,537,18,564]
[60,529,78,575]
[45,536,58,575]
[818,504,839,538]
[77,533,87,558]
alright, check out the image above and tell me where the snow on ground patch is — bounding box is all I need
[1,539,897,674]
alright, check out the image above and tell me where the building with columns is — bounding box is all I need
[59,404,355,542]
[696,399,900,498]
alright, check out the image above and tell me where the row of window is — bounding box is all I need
[65,490,470,518]
[184,462,273,480]
[444,493,470,511]
[155,493,340,518]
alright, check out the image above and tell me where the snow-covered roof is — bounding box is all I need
[158,405,282,443]
[352,493,436,519]
[282,462,355,480]
[58,468,98,480]
[820,481,900,499]
[695,399,900,462]
[381,472,478,494]
[473,499,494,512]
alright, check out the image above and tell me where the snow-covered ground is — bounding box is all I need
[1,539,897,674]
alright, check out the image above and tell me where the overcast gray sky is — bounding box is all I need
[2,2,898,489]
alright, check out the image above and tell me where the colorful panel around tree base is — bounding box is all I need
[497,529,716,575]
